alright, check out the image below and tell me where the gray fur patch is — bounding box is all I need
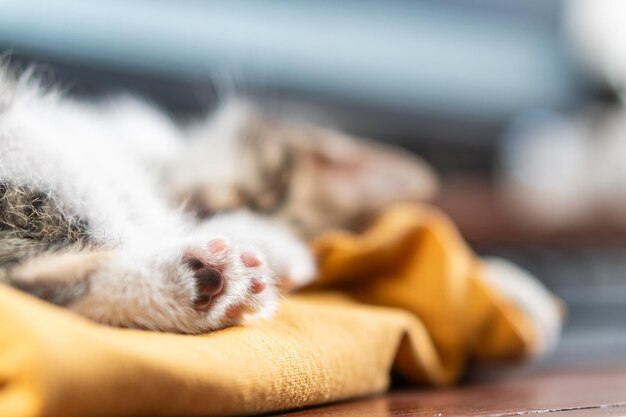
[0,181,97,305]
[0,181,92,269]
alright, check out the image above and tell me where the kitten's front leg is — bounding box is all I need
[7,242,273,333]
[8,215,315,333]
[73,237,283,333]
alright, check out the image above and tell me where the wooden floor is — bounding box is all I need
[273,367,626,416]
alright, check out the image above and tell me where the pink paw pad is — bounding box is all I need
[206,238,229,254]
[240,252,262,268]
[250,278,266,294]
[225,304,246,318]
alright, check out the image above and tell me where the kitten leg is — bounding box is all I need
[71,236,286,333]
[4,213,314,333]
[6,238,280,333]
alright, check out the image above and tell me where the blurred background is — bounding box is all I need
[1,0,625,371]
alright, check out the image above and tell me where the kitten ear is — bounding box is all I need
[278,125,439,236]
[243,109,438,206]
[305,129,439,205]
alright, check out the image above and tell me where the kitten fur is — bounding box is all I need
[0,66,436,333]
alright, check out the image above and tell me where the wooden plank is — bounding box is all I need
[272,367,626,417]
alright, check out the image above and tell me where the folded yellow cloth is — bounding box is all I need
[0,204,550,417]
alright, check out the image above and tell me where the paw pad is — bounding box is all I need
[250,278,266,294]
[240,252,262,268]
[183,254,224,312]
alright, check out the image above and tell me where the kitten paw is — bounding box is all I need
[182,237,274,317]
[180,237,278,329]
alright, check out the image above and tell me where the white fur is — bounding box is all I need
[482,257,563,358]
[0,72,315,333]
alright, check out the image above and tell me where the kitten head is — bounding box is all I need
[174,104,439,238]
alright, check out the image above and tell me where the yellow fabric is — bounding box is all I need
[0,204,542,417]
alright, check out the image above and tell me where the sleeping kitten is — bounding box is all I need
[0,66,436,333]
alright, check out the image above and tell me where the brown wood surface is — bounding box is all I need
[272,367,626,416]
